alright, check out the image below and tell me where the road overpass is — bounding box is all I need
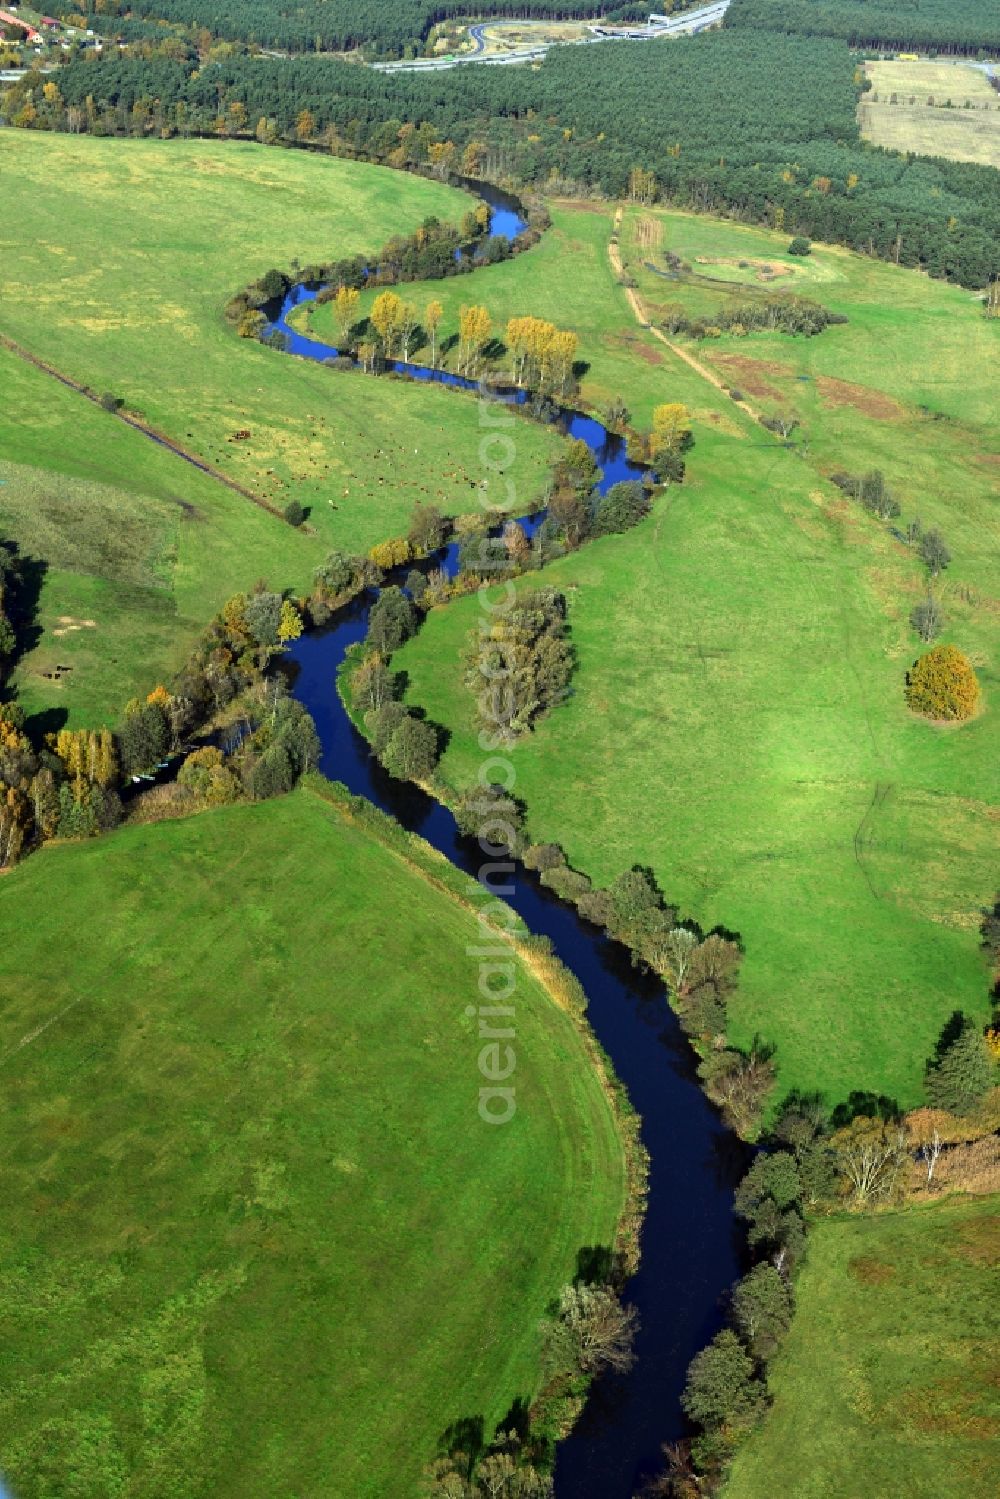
[374,1,730,74]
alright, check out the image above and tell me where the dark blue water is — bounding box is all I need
[286,568,746,1497]
[276,178,747,1495]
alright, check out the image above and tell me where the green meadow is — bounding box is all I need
[304,199,727,429]
[0,345,316,727]
[724,1195,1000,1499]
[393,203,999,1110]
[0,784,625,1498]
[0,133,560,721]
[0,133,558,545]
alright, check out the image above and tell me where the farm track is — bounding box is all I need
[608,208,767,428]
[0,330,288,522]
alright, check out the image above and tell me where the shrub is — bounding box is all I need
[681,1329,766,1431]
[540,865,592,902]
[523,842,566,872]
[730,1264,793,1362]
[369,536,412,570]
[99,391,122,412]
[283,498,305,527]
[591,480,651,536]
[910,595,944,642]
[381,714,439,781]
[788,236,812,255]
[919,527,951,575]
[905,644,979,721]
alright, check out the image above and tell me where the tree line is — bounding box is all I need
[0,579,322,868]
[660,919,1000,1495]
[726,0,1000,56]
[11,24,998,287]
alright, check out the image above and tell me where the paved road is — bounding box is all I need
[374,1,730,73]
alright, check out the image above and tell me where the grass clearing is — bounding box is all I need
[393,202,999,1110]
[723,1196,1000,1499]
[860,62,1000,168]
[0,784,625,1498]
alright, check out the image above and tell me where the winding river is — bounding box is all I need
[275,184,749,1496]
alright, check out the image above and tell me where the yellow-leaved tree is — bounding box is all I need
[333,285,360,344]
[650,403,691,460]
[905,644,979,721]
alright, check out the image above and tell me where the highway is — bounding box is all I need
[374,1,730,74]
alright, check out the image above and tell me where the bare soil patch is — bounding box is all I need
[815,374,907,422]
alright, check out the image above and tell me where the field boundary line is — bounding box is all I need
[0,330,288,522]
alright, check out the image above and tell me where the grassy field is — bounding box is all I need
[724,1196,1000,1499]
[0,133,560,721]
[301,200,734,432]
[0,344,318,729]
[860,62,1000,168]
[392,202,999,1110]
[0,784,625,1498]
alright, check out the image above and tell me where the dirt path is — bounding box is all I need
[608,208,767,427]
[0,330,287,521]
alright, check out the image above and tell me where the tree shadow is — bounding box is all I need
[830,1089,902,1129]
[24,704,68,740]
[3,546,46,666]
[436,1414,485,1477]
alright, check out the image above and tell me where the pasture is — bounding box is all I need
[0,344,316,727]
[860,61,1000,168]
[0,133,560,720]
[0,784,625,1498]
[724,1196,1000,1499]
[391,202,999,1110]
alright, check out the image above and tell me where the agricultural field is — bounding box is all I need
[723,1195,1000,1499]
[392,200,1000,1109]
[860,61,1000,169]
[0,784,625,1498]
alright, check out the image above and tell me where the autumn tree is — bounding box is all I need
[904,644,979,721]
[371,290,404,356]
[278,598,303,646]
[628,166,658,204]
[333,284,359,344]
[650,402,691,461]
[458,304,492,376]
[407,501,447,556]
[424,298,443,367]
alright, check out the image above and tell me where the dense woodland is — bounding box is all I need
[14,24,999,286]
[727,0,1000,56]
[82,0,653,57]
